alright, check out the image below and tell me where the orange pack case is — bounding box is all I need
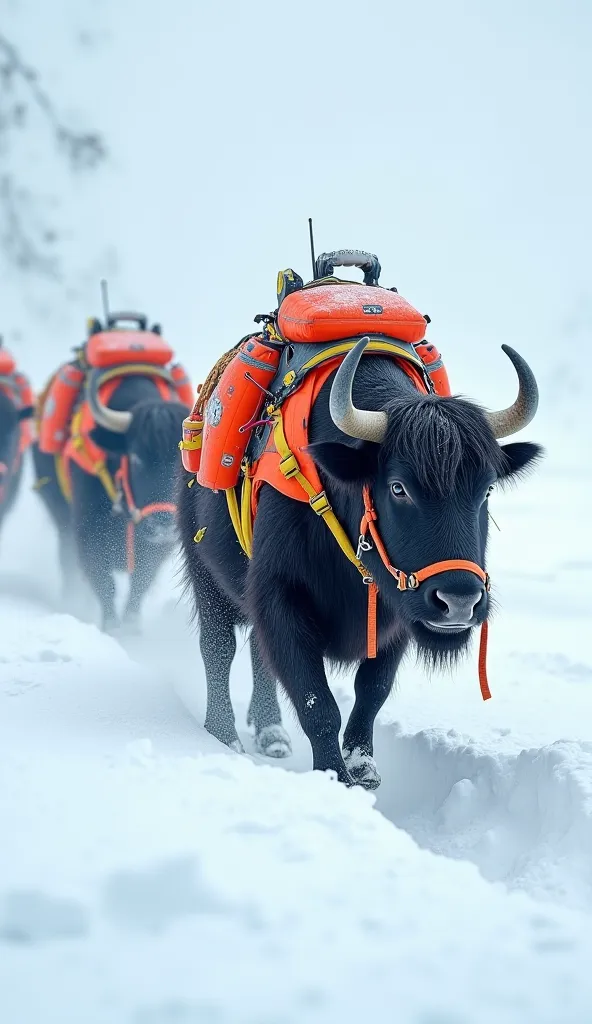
[0,350,16,376]
[414,342,451,396]
[277,283,427,345]
[86,330,174,369]
[197,337,280,490]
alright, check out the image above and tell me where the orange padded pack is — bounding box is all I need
[0,350,16,375]
[197,338,281,490]
[251,354,429,511]
[86,330,174,369]
[277,282,427,345]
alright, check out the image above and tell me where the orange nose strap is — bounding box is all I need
[116,456,177,574]
[359,485,492,700]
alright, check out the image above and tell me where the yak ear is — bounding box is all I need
[88,425,128,454]
[499,441,544,482]
[307,440,379,485]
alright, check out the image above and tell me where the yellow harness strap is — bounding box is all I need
[54,454,73,503]
[271,410,372,581]
[70,408,119,503]
[240,467,254,557]
[222,408,372,584]
[225,487,250,557]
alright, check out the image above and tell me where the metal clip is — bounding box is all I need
[357,534,372,560]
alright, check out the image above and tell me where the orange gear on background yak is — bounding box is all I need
[38,314,194,459]
[0,343,34,453]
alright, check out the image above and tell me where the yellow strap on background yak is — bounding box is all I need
[54,453,72,504]
[70,408,119,503]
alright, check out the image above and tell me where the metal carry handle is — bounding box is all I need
[315,249,381,286]
[106,311,149,331]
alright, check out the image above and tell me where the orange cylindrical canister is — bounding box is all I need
[13,371,34,410]
[170,362,195,408]
[197,337,281,490]
[180,387,204,474]
[38,362,86,454]
[414,341,451,397]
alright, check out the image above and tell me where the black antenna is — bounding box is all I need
[308,218,316,278]
[100,279,110,324]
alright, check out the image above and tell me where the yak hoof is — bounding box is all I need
[119,613,142,637]
[343,748,382,790]
[254,724,292,759]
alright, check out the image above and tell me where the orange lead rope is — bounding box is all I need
[478,619,491,701]
[360,485,492,700]
[116,456,177,574]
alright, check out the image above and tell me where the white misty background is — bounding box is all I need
[1,0,591,451]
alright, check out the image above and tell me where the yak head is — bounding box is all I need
[312,339,542,666]
[89,394,189,548]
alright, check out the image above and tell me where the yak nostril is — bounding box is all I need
[433,591,450,613]
[435,589,484,621]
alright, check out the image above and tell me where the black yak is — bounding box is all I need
[0,388,33,531]
[178,340,541,786]
[33,375,189,632]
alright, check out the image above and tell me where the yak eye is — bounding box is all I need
[391,481,407,499]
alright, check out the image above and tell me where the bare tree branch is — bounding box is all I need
[0,33,107,277]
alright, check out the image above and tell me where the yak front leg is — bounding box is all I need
[342,638,408,790]
[252,579,352,784]
[76,530,118,632]
[121,549,163,634]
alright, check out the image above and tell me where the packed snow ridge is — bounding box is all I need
[0,453,592,1022]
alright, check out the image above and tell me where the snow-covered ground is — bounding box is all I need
[1,437,592,1024]
[2,0,592,1020]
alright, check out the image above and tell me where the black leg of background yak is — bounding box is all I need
[31,444,80,608]
[178,477,291,759]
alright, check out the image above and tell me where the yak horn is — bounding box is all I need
[329,337,388,443]
[87,372,133,434]
[486,345,539,439]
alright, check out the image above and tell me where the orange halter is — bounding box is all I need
[359,485,492,700]
[115,455,176,573]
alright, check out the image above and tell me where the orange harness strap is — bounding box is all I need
[360,485,492,701]
[116,455,176,573]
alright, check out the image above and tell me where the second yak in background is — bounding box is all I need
[33,311,192,632]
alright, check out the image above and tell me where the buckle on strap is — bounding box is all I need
[357,534,372,559]
[279,453,300,479]
[309,491,332,516]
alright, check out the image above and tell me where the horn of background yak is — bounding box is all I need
[88,379,132,434]
[329,336,388,443]
[485,344,539,439]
